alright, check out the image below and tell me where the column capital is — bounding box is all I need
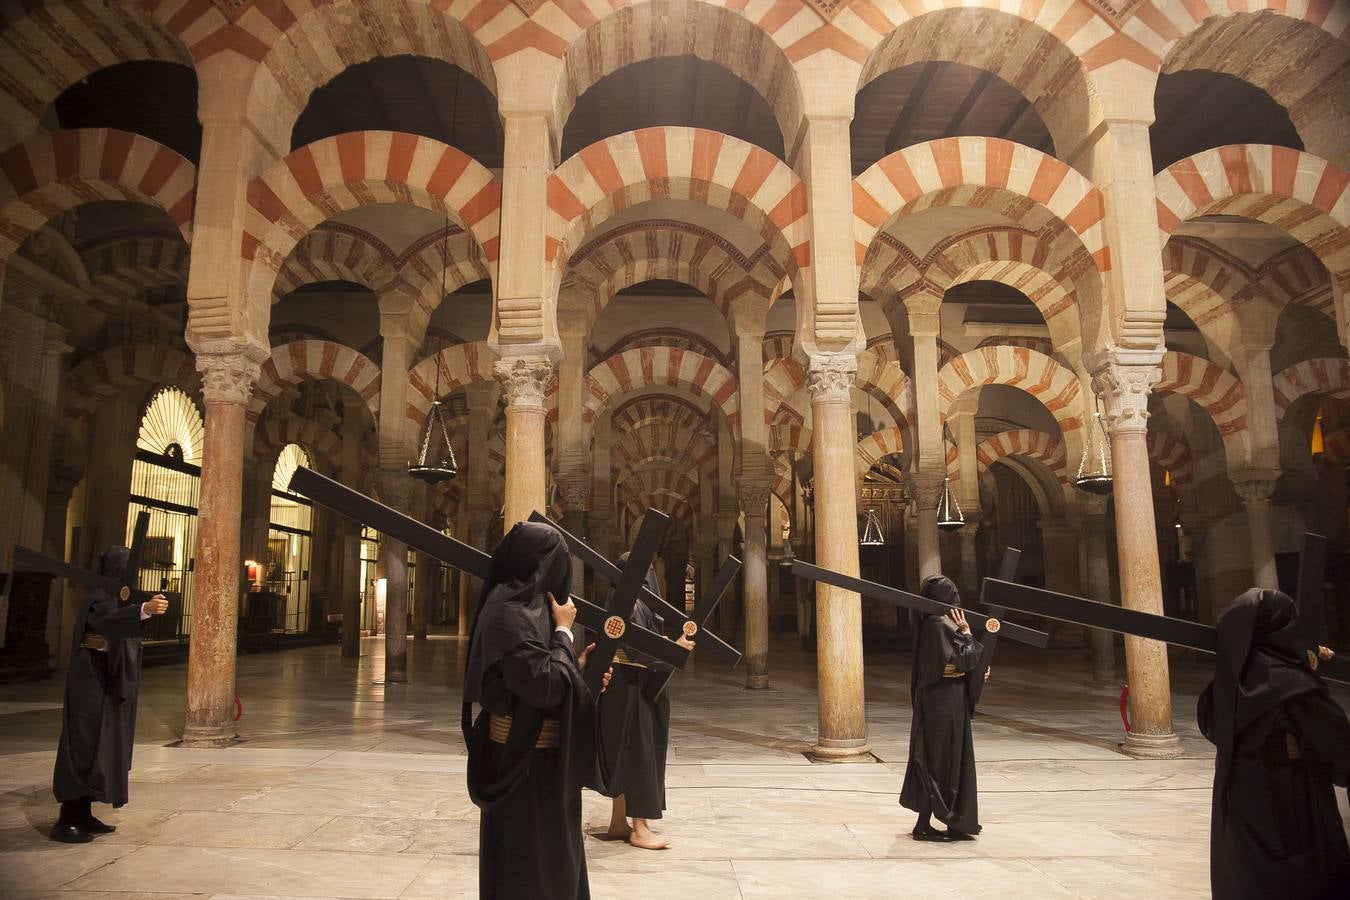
[806,353,857,403]
[1075,492,1111,520]
[909,472,945,512]
[197,345,268,406]
[737,481,772,517]
[558,476,590,513]
[1090,357,1162,435]
[1232,471,1280,505]
[493,355,554,409]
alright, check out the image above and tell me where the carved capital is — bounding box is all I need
[737,482,772,516]
[1232,474,1278,507]
[909,473,945,511]
[197,349,265,406]
[374,469,414,511]
[1092,363,1160,435]
[493,356,554,410]
[806,353,857,403]
[558,477,590,512]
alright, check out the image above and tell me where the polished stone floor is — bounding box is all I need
[1,633,1345,898]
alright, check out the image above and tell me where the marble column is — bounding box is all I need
[1232,472,1279,590]
[807,355,869,759]
[375,470,412,683]
[910,473,944,581]
[463,381,497,624]
[1092,360,1181,757]
[1079,497,1118,684]
[337,409,365,659]
[739,481,771,689]
[182,348,265,747]
[494,356,552,529]
[559,477,589,599]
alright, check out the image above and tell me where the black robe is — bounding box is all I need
[899,575,983,835]
[595,557,671,820]
[52,546,145,808]
[1197,588,1350,899]
[463,522,605,900]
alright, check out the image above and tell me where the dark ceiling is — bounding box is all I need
[1151,70,1301,172]
[292,54,503,167]
[52,60,201,163]
[562,56,785,161]
[852,62,1055,176]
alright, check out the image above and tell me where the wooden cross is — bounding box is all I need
[791,557,1050,650]
[12,510,157,605]
[978,532,1349,685]
[641,552,743,702]
[1294,532,1328,653]
[529,510,743,667]
[288,468,690,689]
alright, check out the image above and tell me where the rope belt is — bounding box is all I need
[941,663,965,679]
[80,633,108,652]
[613,649,647,669]
[488,713,560,749]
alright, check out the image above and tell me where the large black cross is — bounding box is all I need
[529,510,742,667]
[978,532,1350,685]
[791,557,1050,650]
[288,468,690,690]
[12,510,157,604]
[642,552,743,702]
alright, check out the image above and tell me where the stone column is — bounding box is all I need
[739,481,771,689]
[959,524,980,600]
[1232,472,1279,590]
[182,348,265,747]
[1079,496,1118,684]
[375,470,412,682]
[337,408,365,659]
[910,473,944,581]
[1092,359,1181,757]
[412,491,434,641]
[807,355,869,759]
[494,356,552,529]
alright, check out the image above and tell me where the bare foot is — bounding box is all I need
[627,823,670,850]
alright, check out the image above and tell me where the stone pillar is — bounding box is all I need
[807,355,869,759]
[375,470,412,682]
[739,481,771,689]
[412,491,434,641]
[337,408,365,659]
[1232,472,1279,590]
[1079,497,1118,684]
[910,473,944,581]
[959,524,979,600]
[494,356,552,529]
[182,348,265,747]
[1092,359,1181,757]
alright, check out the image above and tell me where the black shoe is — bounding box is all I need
[945,829,977,841]
[911,824,951,842]
[79,816,115,834]
[49,824,93,844]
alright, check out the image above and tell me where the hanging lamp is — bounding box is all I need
[859,508,885,546]
[936,417,965,532]
[1074,394,1113,495]
[407,219,459,485]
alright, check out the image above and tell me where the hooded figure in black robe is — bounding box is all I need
[51,546,156,842]
[1197,588,1350,899]
[595,553,674,845]
[463,521,607,900]
[899,574,984,840]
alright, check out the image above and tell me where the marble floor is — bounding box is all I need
[0,634,1345,898]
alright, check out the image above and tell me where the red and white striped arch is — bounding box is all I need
[965,429,1067,485]
[771,407,810,456]
[253,414,343,471]
[1155,351,1248,464]
[763,357,807,426]
[272,227,395,301]
[856,426,905,475]
[405,341,496,426]
[1272,357,1350,418]
[82,234,189,309]
[546,127,809,277]
[242,131,501,308]
[582,346,740,431]
[241,0,499,161]
[1154,146,1350,288]
[1146,428,1195,489]
[616,467,701,508]
[251,340,382,424]
[853,137,1108,272]
[0,129,195,271]
[1127,0,1350,59]
[856,346,914,429]
[63,343,198,423]
[1259,245,1334,317]
[0,0,200,149]
[937,346,1082,434]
